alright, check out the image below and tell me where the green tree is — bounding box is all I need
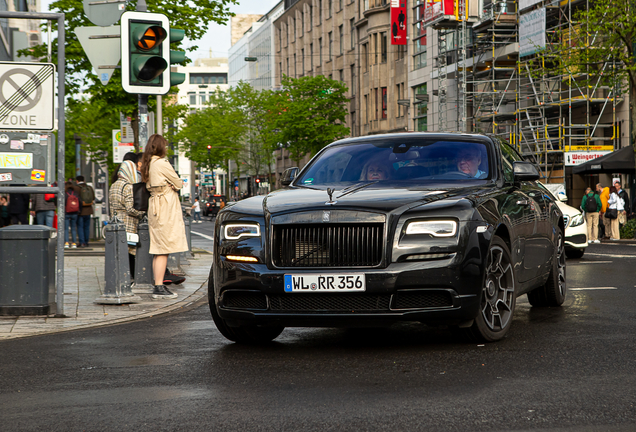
[535,0,635,166]
[273,75,350,163]
[178,87,246,197]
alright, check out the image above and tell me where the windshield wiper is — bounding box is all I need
[337,181,378,198]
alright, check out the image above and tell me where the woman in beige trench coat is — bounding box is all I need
[140,134,188,299]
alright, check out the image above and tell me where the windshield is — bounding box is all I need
[297,139,491,187]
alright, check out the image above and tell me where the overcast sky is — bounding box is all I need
[40,0,280,61]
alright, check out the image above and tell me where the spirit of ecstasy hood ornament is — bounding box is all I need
[325,187,337,205]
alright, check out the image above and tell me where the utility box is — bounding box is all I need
[0,225,57,316]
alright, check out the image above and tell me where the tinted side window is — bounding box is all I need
[500,142,522,183]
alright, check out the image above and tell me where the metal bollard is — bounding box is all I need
[168,252,185,276]
[181,212,193,263]
[133,216,154,294]
[96,213,141,304]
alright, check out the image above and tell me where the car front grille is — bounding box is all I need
[269,293,391,312]
[273,223,384,267]
[563,215,570,228]
[222,291,267,310]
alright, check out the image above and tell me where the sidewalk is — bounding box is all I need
[0,244,213,340]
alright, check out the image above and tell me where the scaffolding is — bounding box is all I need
[420,0,624,183]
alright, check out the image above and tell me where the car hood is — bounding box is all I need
[235,186,485,216]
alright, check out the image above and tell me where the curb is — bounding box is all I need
[0,278,210,341]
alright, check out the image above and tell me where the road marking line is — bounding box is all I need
[191,231,214,242]
[569,261,613,264]
[570,287,617,291]
[585,253,636,259]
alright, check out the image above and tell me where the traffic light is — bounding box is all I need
[207,144,212,155]
[121,11,187,95]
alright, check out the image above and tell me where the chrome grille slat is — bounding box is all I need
[273,223,383,267]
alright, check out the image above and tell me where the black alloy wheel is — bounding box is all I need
[466,236,516,342]
[209,302,285,344]
[565,247,584,259]
[528,230,567,307]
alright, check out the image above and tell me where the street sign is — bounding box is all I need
[0,62,55,131]
[564,151,611,166]
[83,0,126,27]
[76,26,121,86]
[112,129,134,163]
[0,131,55,185]
[120,112,134,143]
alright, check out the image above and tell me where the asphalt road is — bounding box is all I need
[1,236,635,432]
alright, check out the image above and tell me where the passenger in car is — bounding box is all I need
[457,145,487,179]
[361,158,393,181]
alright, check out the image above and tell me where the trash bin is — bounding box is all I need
[0,225,57,316]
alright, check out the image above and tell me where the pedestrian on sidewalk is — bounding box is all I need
[614,181,630,217]
[596,183,610,239]
[141,134,188,300]
[109,160,145,280]
[191,197,202,223]
[581,187,602,244]
[64,181,82,248]
[8,186,30,225]
[607,185,624,240]
[0,195,9,227]
[76,176,95,248]
[31,190,56,227]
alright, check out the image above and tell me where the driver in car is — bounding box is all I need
[457,145,487,179]
[361,157,393,181]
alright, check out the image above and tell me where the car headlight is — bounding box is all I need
[569,214,584,228]
[224,223,261,240]
[405,220,457,237]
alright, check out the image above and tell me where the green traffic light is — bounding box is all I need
[133,55,168,82]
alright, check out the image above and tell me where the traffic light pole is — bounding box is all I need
[138,94,149,150]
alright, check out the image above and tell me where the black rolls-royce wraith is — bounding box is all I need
[208,133,566,343]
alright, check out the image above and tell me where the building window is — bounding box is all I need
[339,25,343,54]
[396,84,402,117]
[414,83,428,131]
[189,73,227,84]
[350,19,355,50]
[375,88,378,120]
[188,92,196,105]
[339,0,343,11]
[310,43,314,70]
[381,87,387,119]
[350,64,356,96]
[413,28,427,70]
[287,57,290,76]
[301,48,305,74]
[380,32,387,63]
[309,5,313,29]
[364,0,369,11]
[362,43,368,71]
[373,34,378,64]
[328,0,332,18]
[319,37,323,63]
[365,95,368,123]
[319,0,322,23]
[301,12,304,34]
[293,18,296,40]
[329,32,333,60]
[278,28,281,51]
[200,93,207,105]
[339,69,344,81]
[294,53,297,76]
[286,24,289,45]
[397,44,406,60]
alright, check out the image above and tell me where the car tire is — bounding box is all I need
[565,247,584,259]
[209,300,285,344]
[465,236,516,343]
[528,230,567,307]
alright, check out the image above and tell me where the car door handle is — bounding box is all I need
[516,199,530,206]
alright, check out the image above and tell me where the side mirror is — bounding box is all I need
[281,167,299,186]
[513,161,540,182]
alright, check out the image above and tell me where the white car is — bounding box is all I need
[539,183,588,258]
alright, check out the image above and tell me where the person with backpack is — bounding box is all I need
[581,187,602,244]
[76,175,95,248]
[64,181,82,248]
[31,187,57,227]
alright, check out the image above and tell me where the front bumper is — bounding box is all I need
[565,221,588,249]
[211,255,485,327]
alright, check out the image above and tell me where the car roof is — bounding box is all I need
[327,132,494,148]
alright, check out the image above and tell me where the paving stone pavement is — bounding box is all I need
[0,250,213,340]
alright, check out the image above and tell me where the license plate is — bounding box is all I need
[284,274,366,292]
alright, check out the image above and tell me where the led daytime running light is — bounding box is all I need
[226,255,259,263]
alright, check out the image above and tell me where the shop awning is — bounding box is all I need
[572,146,635,174]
